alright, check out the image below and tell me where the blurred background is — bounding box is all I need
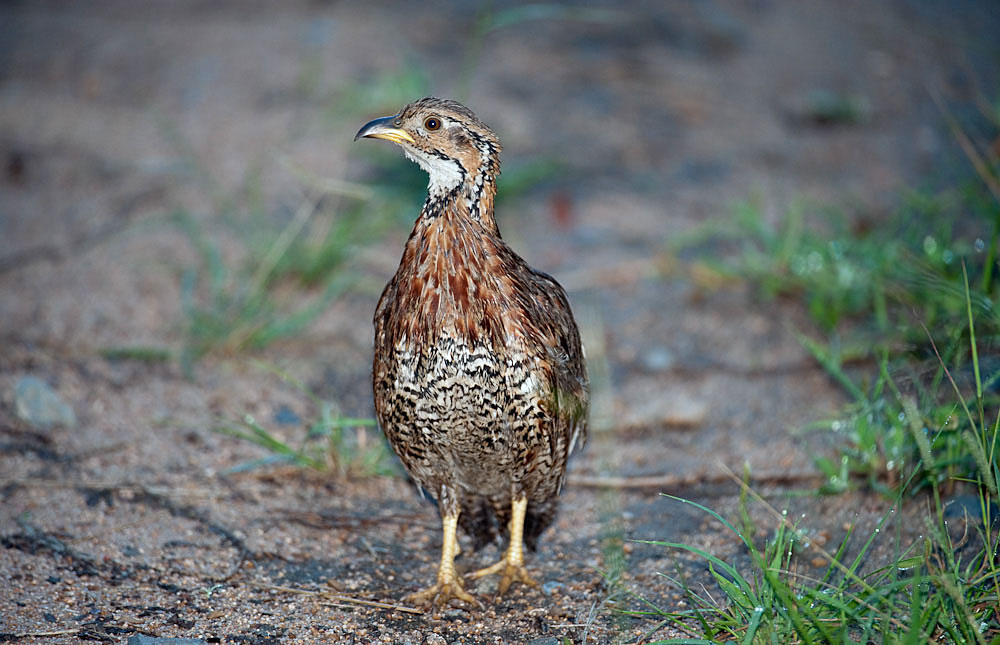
[2,1,999,642]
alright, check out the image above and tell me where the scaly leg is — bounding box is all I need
[406,512,479,607]
[468,497,539,595]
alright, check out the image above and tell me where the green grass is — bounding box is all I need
[629,366,998,644]
[215,406,394,478]
[637,91,1000,643]
[671,157,999,494]
[214,363,398,478]
[629,305,999,641]
[674,187,997,338]
[173,199,368,371]
[631,468,999,642]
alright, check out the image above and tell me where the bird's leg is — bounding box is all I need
[468,496,539,595]
[406,511,480,608]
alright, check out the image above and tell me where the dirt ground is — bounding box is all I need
[2,1,998,643]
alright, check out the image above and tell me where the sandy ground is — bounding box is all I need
[2,1,998,643]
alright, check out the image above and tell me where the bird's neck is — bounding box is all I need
[422,148,501,235]
[391,171,512,343]
[422,186,496,234]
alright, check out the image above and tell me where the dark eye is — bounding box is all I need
[393,118,403,127]
[424,117,441,131]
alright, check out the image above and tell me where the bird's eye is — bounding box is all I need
[424,117,441,131]
[393,118,403,127]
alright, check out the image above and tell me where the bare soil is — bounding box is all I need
[2,1,997,643]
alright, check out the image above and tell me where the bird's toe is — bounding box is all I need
[406,579,480,609]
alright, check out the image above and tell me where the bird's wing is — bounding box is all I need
[526,269,590,455]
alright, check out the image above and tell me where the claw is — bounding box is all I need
[406,577,480,608]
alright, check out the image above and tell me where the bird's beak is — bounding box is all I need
[354,115,415,145]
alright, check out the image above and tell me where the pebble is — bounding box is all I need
[640,346,675,371]
[527,638,560,645]
[14,376,76,428]
[944,493,1000,526]
[273,404,301,426]
[471,575,495,595]
[943,493,1000,545]
[423,634,446,645]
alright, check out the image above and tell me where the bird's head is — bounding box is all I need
[354,97,501,198]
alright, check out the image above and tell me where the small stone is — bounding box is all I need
[810,557,827,568]
[14,376,76,428]
[423,633,446,645]
[471,574,495,595]
[274,404,301,426]
[640,346,675,371]
[527,638,560,645]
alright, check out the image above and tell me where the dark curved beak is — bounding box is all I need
[354,115,415,145]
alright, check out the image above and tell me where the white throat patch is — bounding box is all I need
[403,147,464,195]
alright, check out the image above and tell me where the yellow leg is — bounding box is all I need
[406,512,479,608]
[468,497,539,596]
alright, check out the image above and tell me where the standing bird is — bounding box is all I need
[355,98,589,607]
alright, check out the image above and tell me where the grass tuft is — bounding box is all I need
[641,88,1000,642]
[630,462,999,642]
[637,221,1000,642]
[671,124,999,494]
[214,363,397,478]
[174,202,363,371]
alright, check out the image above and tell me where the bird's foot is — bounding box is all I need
[406,576,480,609]
[468,558,539,596]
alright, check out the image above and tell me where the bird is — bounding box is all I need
[354,97,589,608]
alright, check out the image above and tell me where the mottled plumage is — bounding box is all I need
[355,97,589,607]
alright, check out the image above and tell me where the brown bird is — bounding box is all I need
[355,97,589,607]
